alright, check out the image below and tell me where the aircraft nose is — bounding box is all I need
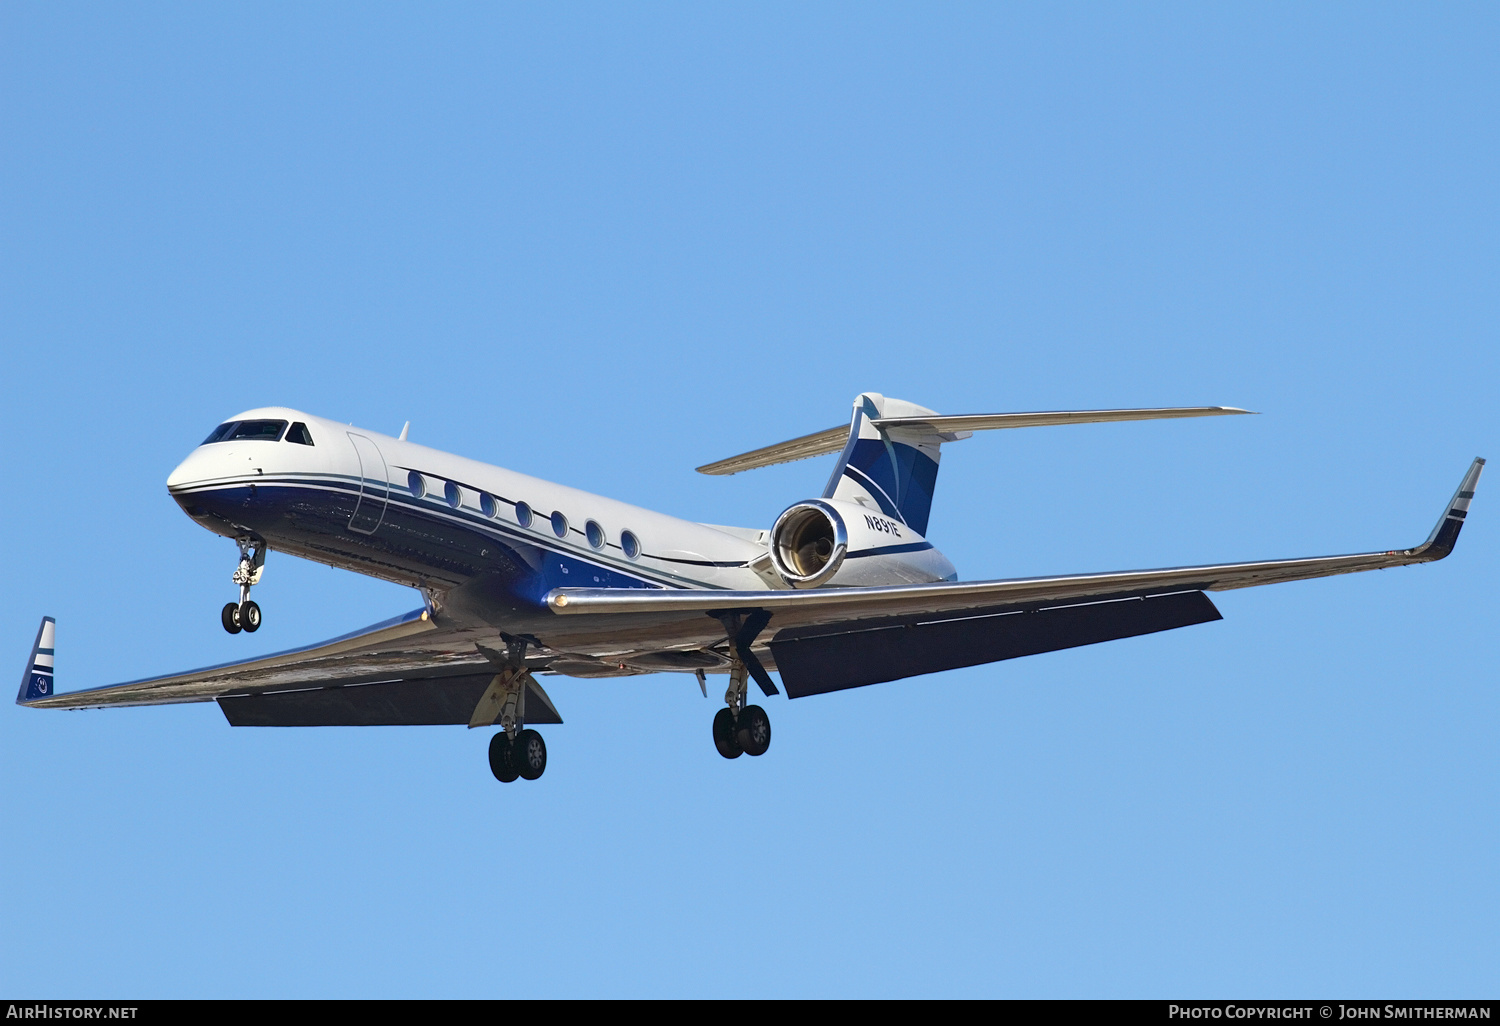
[166,454,195,491]
[167,447,224,491]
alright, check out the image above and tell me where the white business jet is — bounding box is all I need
[16,394,1484,783]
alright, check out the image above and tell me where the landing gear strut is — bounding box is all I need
[222,538,266,634]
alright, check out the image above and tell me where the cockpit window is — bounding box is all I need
[285,422,315,446]
[201,419,288,444]
[202,422,238,445]
[229,419,288,441]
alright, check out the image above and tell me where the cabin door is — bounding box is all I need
[347,432,390,535]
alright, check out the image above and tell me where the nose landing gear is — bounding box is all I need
[221,539,266,634]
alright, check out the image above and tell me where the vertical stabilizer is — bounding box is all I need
[823,394,956,536]
[17,617,56,705]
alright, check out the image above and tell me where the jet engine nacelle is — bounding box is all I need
[767,498,955,589]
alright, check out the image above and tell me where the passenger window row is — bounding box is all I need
[405,471,641,560]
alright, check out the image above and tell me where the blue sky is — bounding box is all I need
[1,2,1496,997]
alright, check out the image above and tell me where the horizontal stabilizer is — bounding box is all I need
[696,406,1252,475]
[695,426,849,476]
[872,406,1252,435]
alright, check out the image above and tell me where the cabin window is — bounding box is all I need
[479,492,497,518]
[444,481,462,509]
[408,471,426,499]
[515,501,533,528]
[621,530,641,560]
[285,422,315,446]
[226,420,288,442]
[585,520,605,549]
[551,511,569,538]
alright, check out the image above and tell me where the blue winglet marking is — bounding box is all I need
[17,616,56,705]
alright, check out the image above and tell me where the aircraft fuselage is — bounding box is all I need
[164,407,956,637]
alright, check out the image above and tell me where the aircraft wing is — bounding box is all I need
[14,609,564,726]
[17,459,1482,714]
[547,459,1484,695]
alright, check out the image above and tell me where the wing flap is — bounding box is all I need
[770,589,1222,697]
[217,672,563,727]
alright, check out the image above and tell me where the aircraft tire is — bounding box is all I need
[514,729,547,780]
[712,708,743,760]
[221,602,242,634]
[240,600,262,632]
[489,732,519,783]
[736,705,771,757]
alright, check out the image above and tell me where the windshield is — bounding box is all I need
[202,420,288,444]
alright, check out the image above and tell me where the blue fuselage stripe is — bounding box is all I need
[171,475,737,597]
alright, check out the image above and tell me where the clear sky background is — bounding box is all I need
[2,2,1496,998]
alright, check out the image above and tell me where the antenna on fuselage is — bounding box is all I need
[399,422,410,442]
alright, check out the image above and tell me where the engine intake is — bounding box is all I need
[769,500,848,588]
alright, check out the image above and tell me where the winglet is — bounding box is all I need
[17,617,56,706]
[1411,458,1485,561]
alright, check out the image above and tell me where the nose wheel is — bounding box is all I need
[221,539,266,634]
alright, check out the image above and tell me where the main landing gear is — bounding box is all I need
[221,538,266,634]
[475,640,548,783]
[712,659,772,759]
[708,611,776,760]
[489,729,547,783]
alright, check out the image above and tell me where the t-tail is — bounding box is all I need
[17,616,56,705]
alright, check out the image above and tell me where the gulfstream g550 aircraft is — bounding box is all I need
[17,394,1484,782]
